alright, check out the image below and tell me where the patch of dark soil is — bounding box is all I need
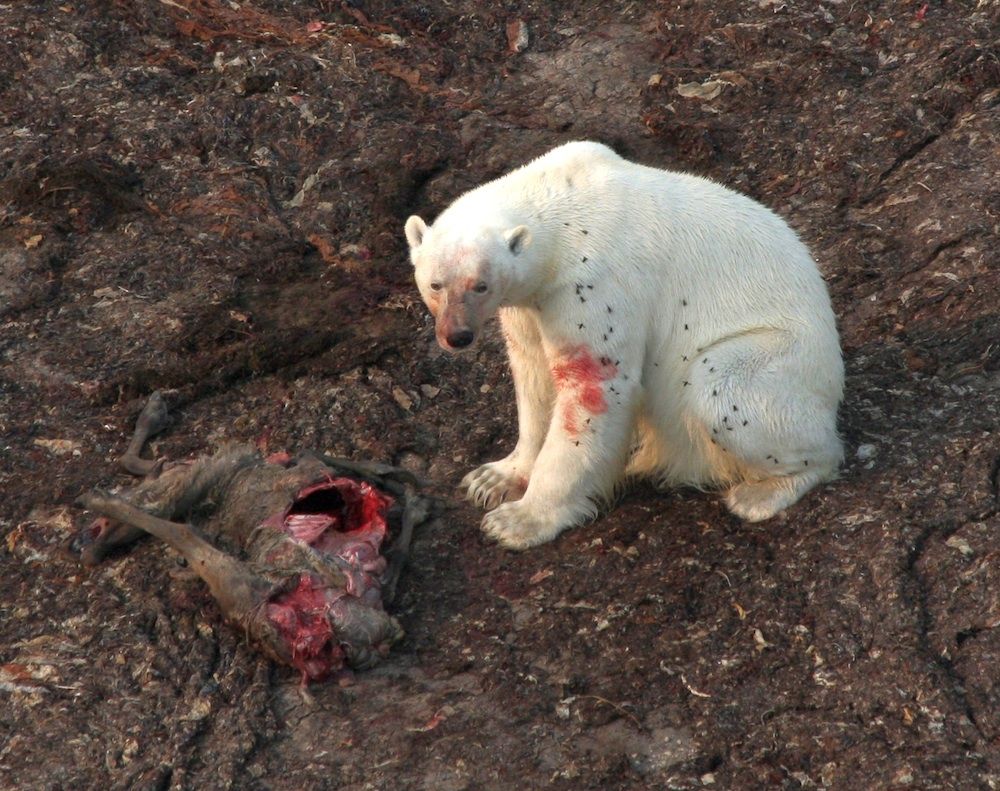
[2,156,147,229]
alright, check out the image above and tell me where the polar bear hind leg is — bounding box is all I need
[678,329,843,521]
[723,469,833,522]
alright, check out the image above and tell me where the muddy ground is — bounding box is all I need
[2,1,999,788]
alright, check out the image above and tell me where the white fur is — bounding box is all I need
[405,141,844,549]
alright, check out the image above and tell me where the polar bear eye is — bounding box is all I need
[473,282,488,294]
[429,282,443,292]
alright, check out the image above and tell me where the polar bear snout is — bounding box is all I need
[445,328,475,349]
[433,305,478,351]
[431,285,493,351]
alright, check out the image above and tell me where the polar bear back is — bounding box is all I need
[448,143,835,343]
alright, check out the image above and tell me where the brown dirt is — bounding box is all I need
[2,1,999,789]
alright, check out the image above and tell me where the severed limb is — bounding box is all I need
[381,489,429,605]
[119,390,170,476]
[76,390,174,563]
[79,444,259,566]
[78,492,278,624]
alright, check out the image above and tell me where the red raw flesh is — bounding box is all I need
[263,475,394,681]
[88,516,113,539]
[264,451,293,466]
[551,345,618,437]
[284,512,340,544]
[265,573,342,681]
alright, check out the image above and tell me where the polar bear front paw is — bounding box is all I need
[481,501,563,550]
[462,461,529,510]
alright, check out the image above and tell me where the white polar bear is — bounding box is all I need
[404,141,843,549]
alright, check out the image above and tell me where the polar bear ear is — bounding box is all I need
[404,215,428,252]
[504,225,532,255]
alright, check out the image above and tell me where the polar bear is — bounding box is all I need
[404,141,843,549]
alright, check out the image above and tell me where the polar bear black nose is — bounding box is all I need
[447,329,474,348]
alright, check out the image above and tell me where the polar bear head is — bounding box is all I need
[404,214,532,351]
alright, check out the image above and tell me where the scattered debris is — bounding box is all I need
[945,534,974,557]
[506,19,530,53]
[856,443,877,462]
[675,80,726,101]
[392,386,414,411]
[32,438,82,457]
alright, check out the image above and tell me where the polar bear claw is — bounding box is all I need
[462,459,528,510]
